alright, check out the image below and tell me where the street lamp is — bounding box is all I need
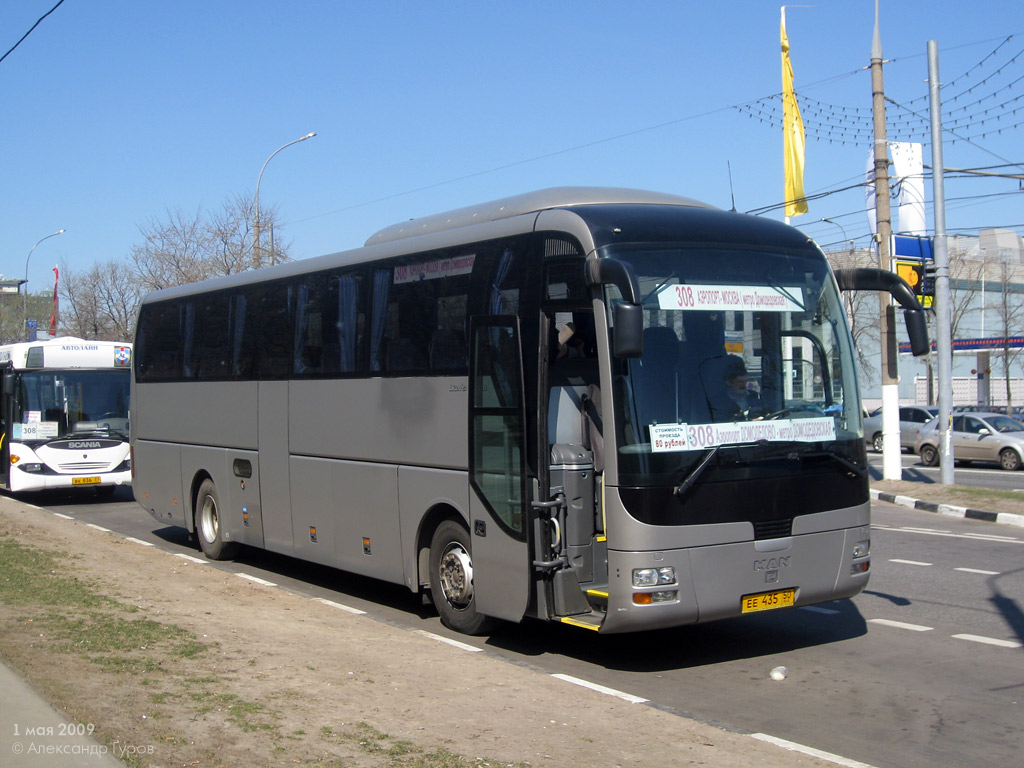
[23,228,65,338]
[253,132,316,267]
[820,217,853,250]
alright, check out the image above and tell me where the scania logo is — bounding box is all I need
[67,441,102,449]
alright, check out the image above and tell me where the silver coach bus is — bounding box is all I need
[131,188,927,634]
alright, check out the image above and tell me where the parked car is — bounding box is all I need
[914,412,1024,471]
[863,405,938,453]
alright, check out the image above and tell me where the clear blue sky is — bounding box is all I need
[2,0,1022,295]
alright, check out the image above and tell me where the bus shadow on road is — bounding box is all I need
[487,601,868,672]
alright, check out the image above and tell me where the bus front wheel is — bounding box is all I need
[428,520,495,636]
[195,479,240,561]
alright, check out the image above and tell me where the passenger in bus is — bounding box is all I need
[722,356,764,420]
[555,322,587,359]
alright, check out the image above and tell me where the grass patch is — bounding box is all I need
[336,722,530,768]
[0,536,208,666]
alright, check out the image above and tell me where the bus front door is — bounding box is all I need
[467,317,530,623]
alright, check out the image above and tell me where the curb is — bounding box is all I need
[870,488,1024,528]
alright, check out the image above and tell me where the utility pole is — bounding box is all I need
[928,40,955,485]
[871,0,901,480]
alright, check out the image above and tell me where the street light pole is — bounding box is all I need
[253,132,316,268]
[23,228,65,339]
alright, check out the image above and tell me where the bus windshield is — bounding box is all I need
[14,369,130,441]
[605,243,862,488]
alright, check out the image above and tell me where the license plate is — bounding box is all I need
[72,477,101,485]
[741,588,796,613]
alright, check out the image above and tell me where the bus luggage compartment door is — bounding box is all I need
[467,316,530,623]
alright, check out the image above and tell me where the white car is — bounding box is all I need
[863,405,937,453]
[914,412,1024,471]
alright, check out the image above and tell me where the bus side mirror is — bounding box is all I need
[903,309,930,357]
[612,301,643,358]
[834,267,931,357]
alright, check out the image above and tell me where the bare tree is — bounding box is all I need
[130,196,290,293]
[826,248,880,386]
[58,259,138,340]
[57,195,293,341]
[989,259,1024,410]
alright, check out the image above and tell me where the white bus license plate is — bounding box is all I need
[741,588,796,613]
[72,477,101,485]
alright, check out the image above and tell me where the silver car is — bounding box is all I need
[863,405,938,453]
[914,412,1024,471]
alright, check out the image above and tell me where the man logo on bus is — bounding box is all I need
[115,346,131,367]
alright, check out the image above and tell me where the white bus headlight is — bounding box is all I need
[632,567,676,587]
[852,541,870,559]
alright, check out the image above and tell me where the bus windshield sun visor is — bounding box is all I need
[834,267,930,357]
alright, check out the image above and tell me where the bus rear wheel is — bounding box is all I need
[428,520,495,636]
[195,479,240,561]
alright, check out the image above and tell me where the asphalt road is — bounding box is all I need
[26,487,1024,768]
[868,450,1024,492]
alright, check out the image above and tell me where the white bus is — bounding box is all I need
[0,337,133,494]
[131,188,927,634]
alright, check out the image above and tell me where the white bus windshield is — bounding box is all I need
[604,244,862,487]
[13,369,130,441]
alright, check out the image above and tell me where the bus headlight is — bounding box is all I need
[852,541,870,559]
[632,567,676,587]
[18,463,44,473]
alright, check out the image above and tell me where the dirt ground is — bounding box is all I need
[0,496,853,768]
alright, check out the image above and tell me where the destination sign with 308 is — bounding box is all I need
[657,283,803,313]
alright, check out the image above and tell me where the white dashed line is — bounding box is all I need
[751,733,878,768]
[869,618,933,632]
[236,572,277,587]
[414,630,481,652]
[317,598,367,615]
[86,523,110,533]
[51,512,74,520]
[954,567,999,575]
[952,634,1022,649]
[123,537,154,547]
[551,674,648,704]
[889,558,932,566]
[174,553,208,564]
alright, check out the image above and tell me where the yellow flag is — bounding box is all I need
[781,9,808,217]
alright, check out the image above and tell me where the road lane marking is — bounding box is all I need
[174,553,208,564]
[414,630,481,652]
[86,523,110,533]
[751,733,878,768]
[889,558,932,566]
[51,512,74,520]
[551,674,648,704]
[952,634,1023,649]
[236,573,277,587]
[954,567,999,575]
[317,598,367,615]
[873,526,1023,545]
[123,537,154,547]
[869,619,933,632]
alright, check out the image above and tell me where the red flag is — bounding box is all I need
[49,265,58,336]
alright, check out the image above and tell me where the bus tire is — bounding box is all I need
[428,520,495,636]
[195,478,240,561]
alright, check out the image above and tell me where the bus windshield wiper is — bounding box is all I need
[673,445,719,497]
[801,449,867,478]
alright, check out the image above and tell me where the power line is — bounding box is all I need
[0,0,67,66]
